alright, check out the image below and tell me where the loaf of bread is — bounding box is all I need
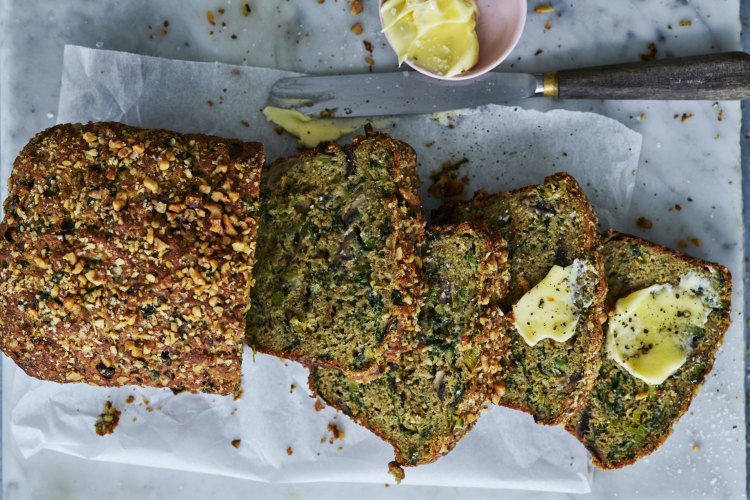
[247,132,426,380]
[0,122,263,394]
[310,223,508,466]
[434,173,606,424]
[566,231,732,469]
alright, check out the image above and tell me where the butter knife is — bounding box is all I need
[268,52,750,118]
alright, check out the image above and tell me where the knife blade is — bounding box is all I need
[268,71,540,118]
[268,52,750,118]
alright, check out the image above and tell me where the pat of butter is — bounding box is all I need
[262,107,359,148]
[380,0,479,77]
[606,273,718,385]
[513,260,593,347]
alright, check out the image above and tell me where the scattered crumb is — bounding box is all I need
[125,395,135,404]
[95,401,121,436]
[274,126,285,135]
[142,397,150,405]
[385,484,390,488]
[534,3,555,14]
[640,43,657,62]
[351,22,363,35]
[336,446,344,452]
[146,407,154,413]
[363,40,374,53]
[428,158,470,200]
[713,102,725,121]
[692,443,701,451]
[636,217,653,230]
[290,384,296,393]
[241,2,252,16]
[534,49,544,56]
[350,0,363,15]
[364,55,375,67]
[327,423,345,444]
[217,7,225,15]
[544,20,552,30]
[232,439,241,449]
[678,239,688,249]
[287,446,294,456]
[425,141,435,148]
[689,237,702,247]
[241,119,250,128]
[638,113,646,121]
[207,100,215,107]
[231,408,238,416]
[388,461,405,484]
[320,435,327,444]
[132,416,137,422]
[234,388,244,401]
[679,19,692,27]
[207,11,216,26]
[681,113,694,122]
[314,398,325,412]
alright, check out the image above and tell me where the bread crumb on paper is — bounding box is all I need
[95,401,121,436]
[388,461,405,484]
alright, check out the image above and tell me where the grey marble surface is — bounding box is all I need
[741,0,750,496]
[0,0,747,498]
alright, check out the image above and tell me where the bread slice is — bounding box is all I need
[0,122,263,394]
[247,133,426,380]
[565,231,732,469]
[310,223,508,467]
[434,173,606,424]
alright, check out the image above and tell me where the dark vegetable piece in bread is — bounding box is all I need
[310,224,508,467]
[566,231,732,469]
[434,173,606,424]
[0,122,263,394]
[248,133,425,380]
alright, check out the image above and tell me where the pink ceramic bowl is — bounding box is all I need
[379,0,527,81]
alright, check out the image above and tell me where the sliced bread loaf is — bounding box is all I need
[310,223,508,467]
[434,173,606,424]
[566,231,732,469]
[247,133,426,380]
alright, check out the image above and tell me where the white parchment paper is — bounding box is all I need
[10,45,644,492]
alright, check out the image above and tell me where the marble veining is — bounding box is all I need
[0,0,745,498]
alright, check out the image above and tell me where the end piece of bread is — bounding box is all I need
[248,132,426,380]
[310,223,508,466]
[565,231,732,469]
[0,122,263,394]
[434,173,606,424]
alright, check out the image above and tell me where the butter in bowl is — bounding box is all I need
[379,0,527,80]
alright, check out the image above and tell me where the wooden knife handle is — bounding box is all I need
[550,52,750,100]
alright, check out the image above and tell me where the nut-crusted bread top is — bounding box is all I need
[0,122,263,394]
[248,132,426,380]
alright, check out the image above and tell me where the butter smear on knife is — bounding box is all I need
[381,0,479,77]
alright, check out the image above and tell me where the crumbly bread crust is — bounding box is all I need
[247,132,426,380]
[0,122,262,394]
[434,173,606,424]
[310,223,509,466]
[566,231,732,469]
